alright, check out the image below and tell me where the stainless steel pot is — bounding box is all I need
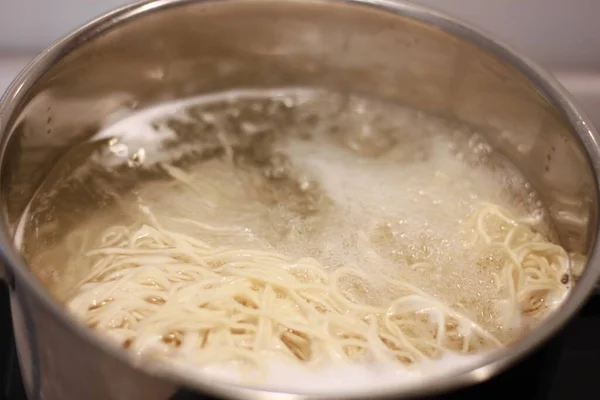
[1,1,599,399]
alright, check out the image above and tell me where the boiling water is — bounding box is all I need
[17,88,565,392]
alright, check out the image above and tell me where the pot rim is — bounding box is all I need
[1,0,599,399]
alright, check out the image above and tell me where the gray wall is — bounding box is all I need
[1,0,599,69]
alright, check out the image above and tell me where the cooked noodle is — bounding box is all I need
[473,204,570,326]
[66,199,570,377]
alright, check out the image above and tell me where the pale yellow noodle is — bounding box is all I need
[65,201,570,380]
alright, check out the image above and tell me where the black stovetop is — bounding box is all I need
[2,283,599,400]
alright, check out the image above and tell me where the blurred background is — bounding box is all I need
[0,0,599,125]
